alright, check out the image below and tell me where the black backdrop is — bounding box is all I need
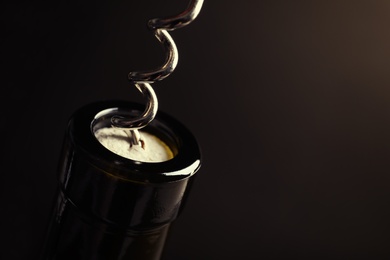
[2,1,390,259]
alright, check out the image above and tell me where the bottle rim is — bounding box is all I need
[68,100,201,184]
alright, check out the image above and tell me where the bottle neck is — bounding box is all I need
[41,191,171,260]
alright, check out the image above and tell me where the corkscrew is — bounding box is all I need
[111,0,204,146]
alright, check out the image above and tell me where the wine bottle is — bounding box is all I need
[41,100,201,260]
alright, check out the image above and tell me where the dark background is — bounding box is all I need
[2,0,390,259]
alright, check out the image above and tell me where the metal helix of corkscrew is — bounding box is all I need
[111,0,204,147]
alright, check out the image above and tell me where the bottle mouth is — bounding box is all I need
[92,107,175,163]
[69,100,201,183]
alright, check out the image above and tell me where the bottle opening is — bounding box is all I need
[92,107,176,163]
[94,127,174,162]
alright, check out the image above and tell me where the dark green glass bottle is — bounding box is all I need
[41,100,201,260]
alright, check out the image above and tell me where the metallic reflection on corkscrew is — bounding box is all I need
[111,0,204,146]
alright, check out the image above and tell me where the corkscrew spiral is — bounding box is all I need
[111,0,204,146]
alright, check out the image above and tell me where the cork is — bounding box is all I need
[94,127,173,162]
